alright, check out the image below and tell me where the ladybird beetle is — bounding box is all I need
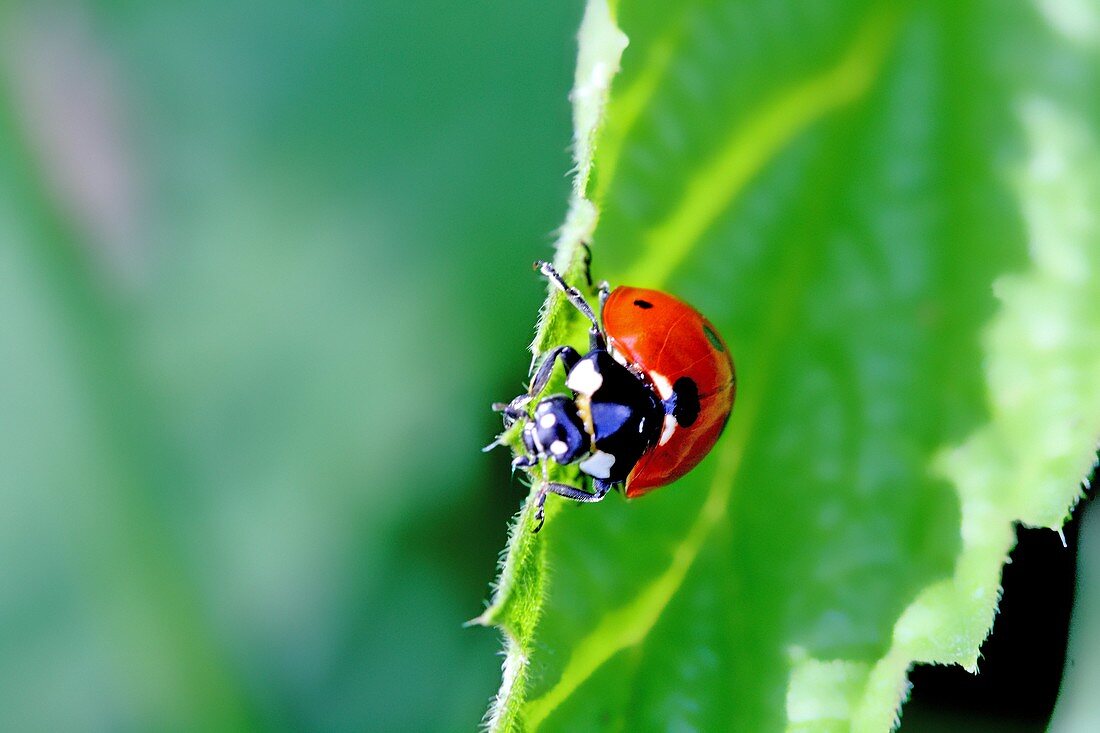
[493,260,735,531]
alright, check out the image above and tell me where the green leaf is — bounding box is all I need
[480,0,1100,731]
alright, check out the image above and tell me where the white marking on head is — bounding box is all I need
[650,371,674,400]
[578,450,616,479]
[659,413,677,446]
[550,440,568,456]
[539,412,557,429]
[566,358,604,395]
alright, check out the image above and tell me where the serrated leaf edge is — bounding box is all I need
[841,94,1100,733]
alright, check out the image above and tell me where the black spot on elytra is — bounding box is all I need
[671,377,700,427]
[633,299,654,309]
[703,322,725,352]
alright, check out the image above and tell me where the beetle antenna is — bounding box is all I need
[534,261,600,332]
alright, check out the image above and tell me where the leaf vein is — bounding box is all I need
[623,5,902,290]
[523,9,903,727]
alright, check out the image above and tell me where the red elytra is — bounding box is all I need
[602,287,736,497]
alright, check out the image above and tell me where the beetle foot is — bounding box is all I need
[531,484,550,533]
[494,395,531,426]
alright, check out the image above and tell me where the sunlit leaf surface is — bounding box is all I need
[483,1,1100,730]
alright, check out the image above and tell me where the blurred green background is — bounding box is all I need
[0,1,1092,731]
[0,1,583,729]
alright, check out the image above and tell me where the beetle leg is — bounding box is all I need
[591,283,611,352]
[532,463,552,532]
[527,345,581,398]
[497,345,582,430]
[588,328,606,352]
[598,281,611,312]
[533,489,548,532]
[535,261,608,352]
[535,261,601,332]
[511,454,536,472]
[497,345,583,420]
[531,479,615,531]
[493,398,533,429]
[492,398,526,418]
[545,479,614,503]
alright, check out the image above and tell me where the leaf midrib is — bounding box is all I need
[620,5,902,290]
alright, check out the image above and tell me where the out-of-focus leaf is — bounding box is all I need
[481,1,1100,730]
[0,1,579,730]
